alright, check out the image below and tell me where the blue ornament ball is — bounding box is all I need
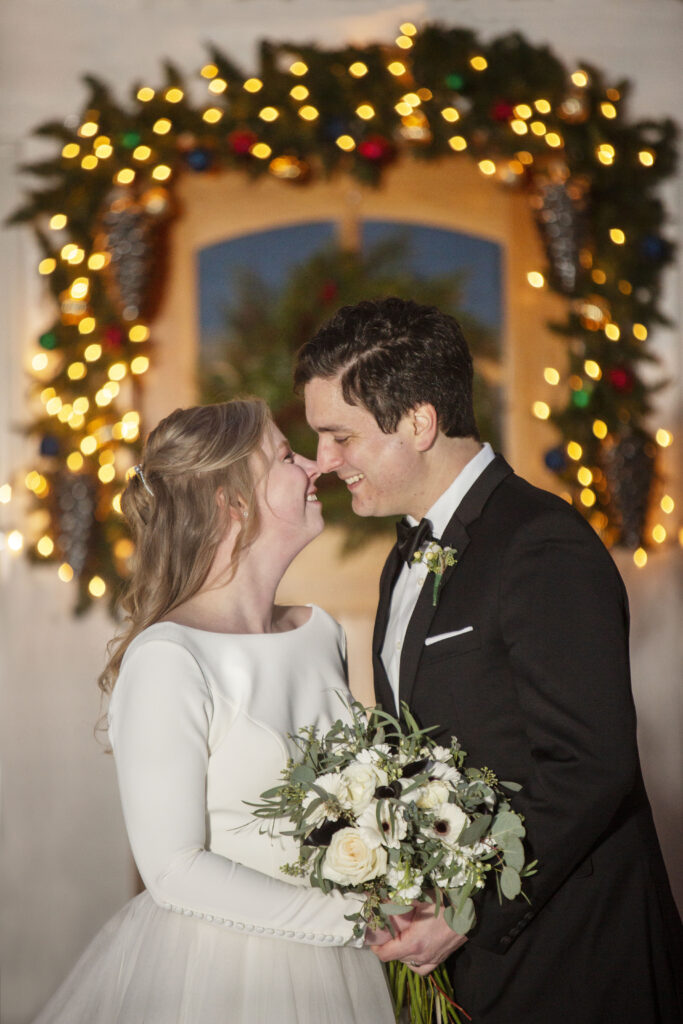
[186,148,212,172]
[544,446,566,472]
[40,434,60,456]
[639,235,669,263]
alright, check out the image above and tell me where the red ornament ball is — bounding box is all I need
[491,101,515,122]
[104,325,124,349]
[319,280,339,304]
[607,367,635,393]
[357,135,395,163]
[229,130,257,155]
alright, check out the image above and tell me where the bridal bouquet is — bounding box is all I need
[251,701,535,1024]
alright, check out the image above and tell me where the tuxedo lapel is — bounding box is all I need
[397,454,513,711]
[372,545,402,716]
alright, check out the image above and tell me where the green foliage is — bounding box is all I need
[7,24,677,610]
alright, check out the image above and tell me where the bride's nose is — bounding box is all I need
[296,453,320,483]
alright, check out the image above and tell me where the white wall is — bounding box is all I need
[1,2,681,1022]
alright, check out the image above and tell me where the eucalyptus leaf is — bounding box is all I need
[500,865,522,899]
[444,897,475,935]
[459,813,492,845]
[503,836,525,871]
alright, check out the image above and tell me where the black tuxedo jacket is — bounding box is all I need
[373,455,682,1023]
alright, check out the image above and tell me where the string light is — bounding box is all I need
[441,107,460,123]
[470,56,488,71]
[290,85,309,100]
[448,136,467,151]
[356,104,375,120]
[208,78,227,95]
[348,62,368,78]
[137,87,155,101]
[660,495,675,514]
[532,401,550,420]
[58,563,74,582]
[298,105,319,121]
[289,61,308,76]
[527,272,545,288]
[39,258,56,275]
[243,78,263,92]
[544,367,560,385]
[336,135,355,151]
[633,548,647,568]
[655,429,673,448]
[37,536,54,557]
[7,530,24,552]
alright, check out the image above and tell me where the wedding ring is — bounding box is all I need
[408,960,419,968]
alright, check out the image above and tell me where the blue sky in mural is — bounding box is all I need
[198,220,502,353]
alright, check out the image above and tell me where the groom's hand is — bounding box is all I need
[370,901,467,976]
[364,907,415,947]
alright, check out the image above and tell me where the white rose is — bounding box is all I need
[415,779,452,810]
[322,827,388,885]
[358,800,408,849]
[339,762,388,814]
[302,772,344,826]
[428,802,469,849]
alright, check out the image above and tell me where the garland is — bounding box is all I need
[6,22,677,611]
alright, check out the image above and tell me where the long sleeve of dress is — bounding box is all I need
[108,637,363,948]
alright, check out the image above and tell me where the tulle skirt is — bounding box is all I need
[33,891,396,1023]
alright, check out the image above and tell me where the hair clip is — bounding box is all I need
[133,464,154,497]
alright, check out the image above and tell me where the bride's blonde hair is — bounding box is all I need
[98,398,271,697]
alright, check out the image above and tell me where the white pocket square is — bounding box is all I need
[425,626,474,646]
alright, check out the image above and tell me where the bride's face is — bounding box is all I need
[254,423,323,545]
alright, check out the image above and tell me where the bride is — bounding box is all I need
[34,398,395,1023]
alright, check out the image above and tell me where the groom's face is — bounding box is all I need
[304,375,423,518]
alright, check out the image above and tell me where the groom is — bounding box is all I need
[295,297,683,1023]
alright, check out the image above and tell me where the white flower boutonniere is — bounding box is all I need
[413,541,458,606]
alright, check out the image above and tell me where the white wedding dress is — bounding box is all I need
[34,605,395,1023]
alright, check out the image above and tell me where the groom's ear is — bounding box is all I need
[411,403,439,452]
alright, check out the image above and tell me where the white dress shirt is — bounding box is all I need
[381,442,496,707]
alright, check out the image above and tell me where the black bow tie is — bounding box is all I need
[396,517,435,565]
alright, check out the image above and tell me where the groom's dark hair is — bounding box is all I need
[293,297,479,439]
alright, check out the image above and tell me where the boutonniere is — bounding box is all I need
[412,541,458,606]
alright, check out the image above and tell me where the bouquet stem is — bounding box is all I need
[387,961,470,1023]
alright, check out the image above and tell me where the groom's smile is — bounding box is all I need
[303,376,428,519]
